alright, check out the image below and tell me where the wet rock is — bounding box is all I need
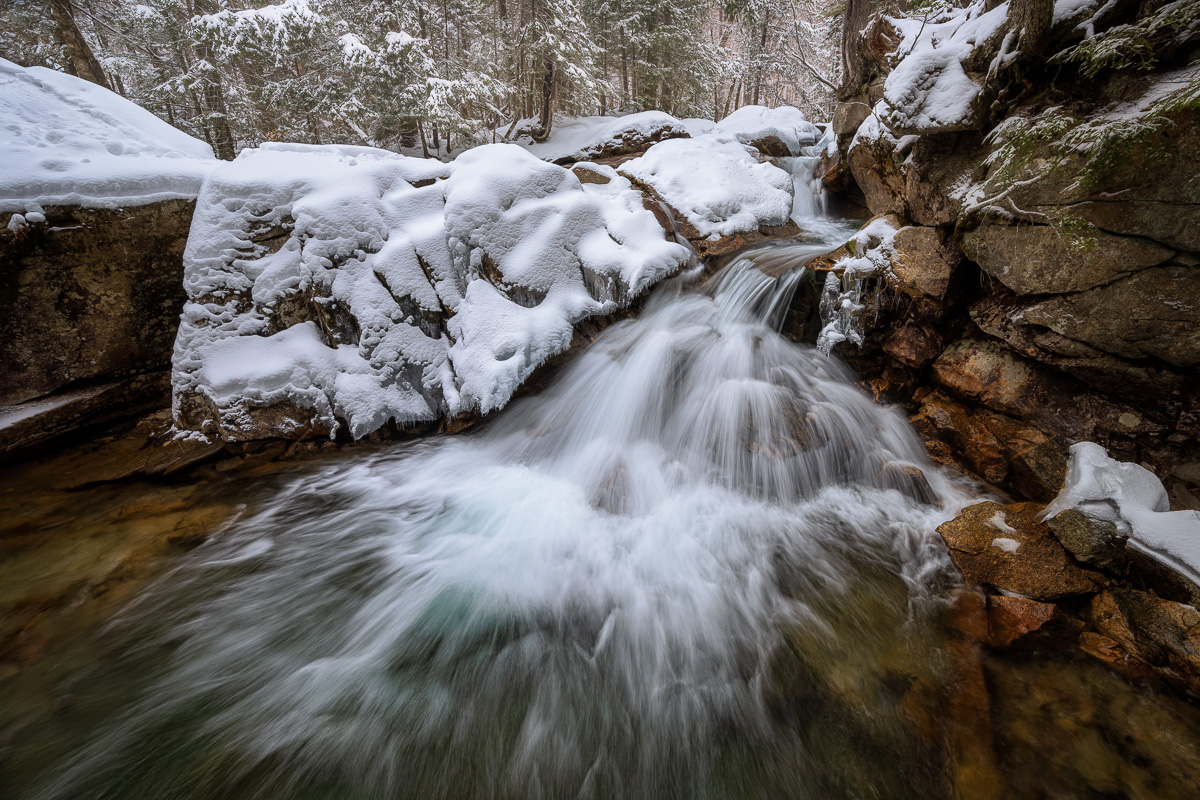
[876,461,940,506]
[1086,589,1200,694]
[1047,509,1127,572]
[960,221,1173,296]
[0,373,172,461]
[882,322,944,369]
[910,391,1010,485]
[936,501,1109,599]
[986,595,1082,649]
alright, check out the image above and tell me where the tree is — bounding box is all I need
[46,0,111,86]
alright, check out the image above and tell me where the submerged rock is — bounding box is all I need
[1086,589,1200,695]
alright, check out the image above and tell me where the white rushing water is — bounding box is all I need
[28,147,971,800]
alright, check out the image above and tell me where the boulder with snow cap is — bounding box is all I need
[1043,442,1200,603]
[172,142,691,442]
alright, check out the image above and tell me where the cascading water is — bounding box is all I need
[8,144,974,800]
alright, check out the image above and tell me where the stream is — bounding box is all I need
[3,157,1200,800]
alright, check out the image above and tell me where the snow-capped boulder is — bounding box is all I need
[1044,442,1200,594]
[517,111,690,165]
[0,57,216,211]
[620,134,795,242]
[172,143,689,441]
[713,104,822,156]
[0,58,218,456]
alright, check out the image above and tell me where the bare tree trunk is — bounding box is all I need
[1010,0,1054,57]
[839,0,870,100]
[47,0,111,89]
[531,56,556,143]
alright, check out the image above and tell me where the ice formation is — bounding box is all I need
[816,216,899,354]
[0,57,216,212]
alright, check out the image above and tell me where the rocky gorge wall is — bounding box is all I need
[811,0,1200,508]
[0,201,195,458]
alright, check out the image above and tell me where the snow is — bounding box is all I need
[0,58,216,212]
[174,141,690,439]
[987,510,1018,535]
[881,1,1010,133]
[678,118,716,137]
[620,133,794,239]
[1054,0,1098,25]
[713,104,821,154]
[1044,442,1200,591]
[991,537,1021,553]
[517,111,689,164]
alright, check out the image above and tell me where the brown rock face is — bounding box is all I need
[987,595,1083,648]
[1,201,195,458]
[846,133,907,217]
[889,225,960,299]
[960,221,1174,296]
[0,202,193,406]
[1086,589,1200,693]
[936,501,1109,599]
[1015,266,1200,368]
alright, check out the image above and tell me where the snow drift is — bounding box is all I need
[0,58,216,212]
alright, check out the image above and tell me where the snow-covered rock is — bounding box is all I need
[1044,442,1200,590]
[517,111,689,164]
[620,134,795,239]
[713,104,822,154]
[0,58,216,211]
[880,1,1011,134]
[172,142,689,440]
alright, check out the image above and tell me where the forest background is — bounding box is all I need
[0,0,843,159]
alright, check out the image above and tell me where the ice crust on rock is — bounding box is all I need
[620,133,795,239]
[173,142,690,439]
[0,57,216,211]
[816,216,899,354]
[1044,442,1200,591]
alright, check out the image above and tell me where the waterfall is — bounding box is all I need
[21,153,969,800]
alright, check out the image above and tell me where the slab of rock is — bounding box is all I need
[960,221,1173,296]
[0,373,172,460]
[1015,266,1200,368]
[987,595,1082,648]
[889,225,960,300]
[937,501,1109,599]
[0,201,193,406]
[1086,589,1200,693]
